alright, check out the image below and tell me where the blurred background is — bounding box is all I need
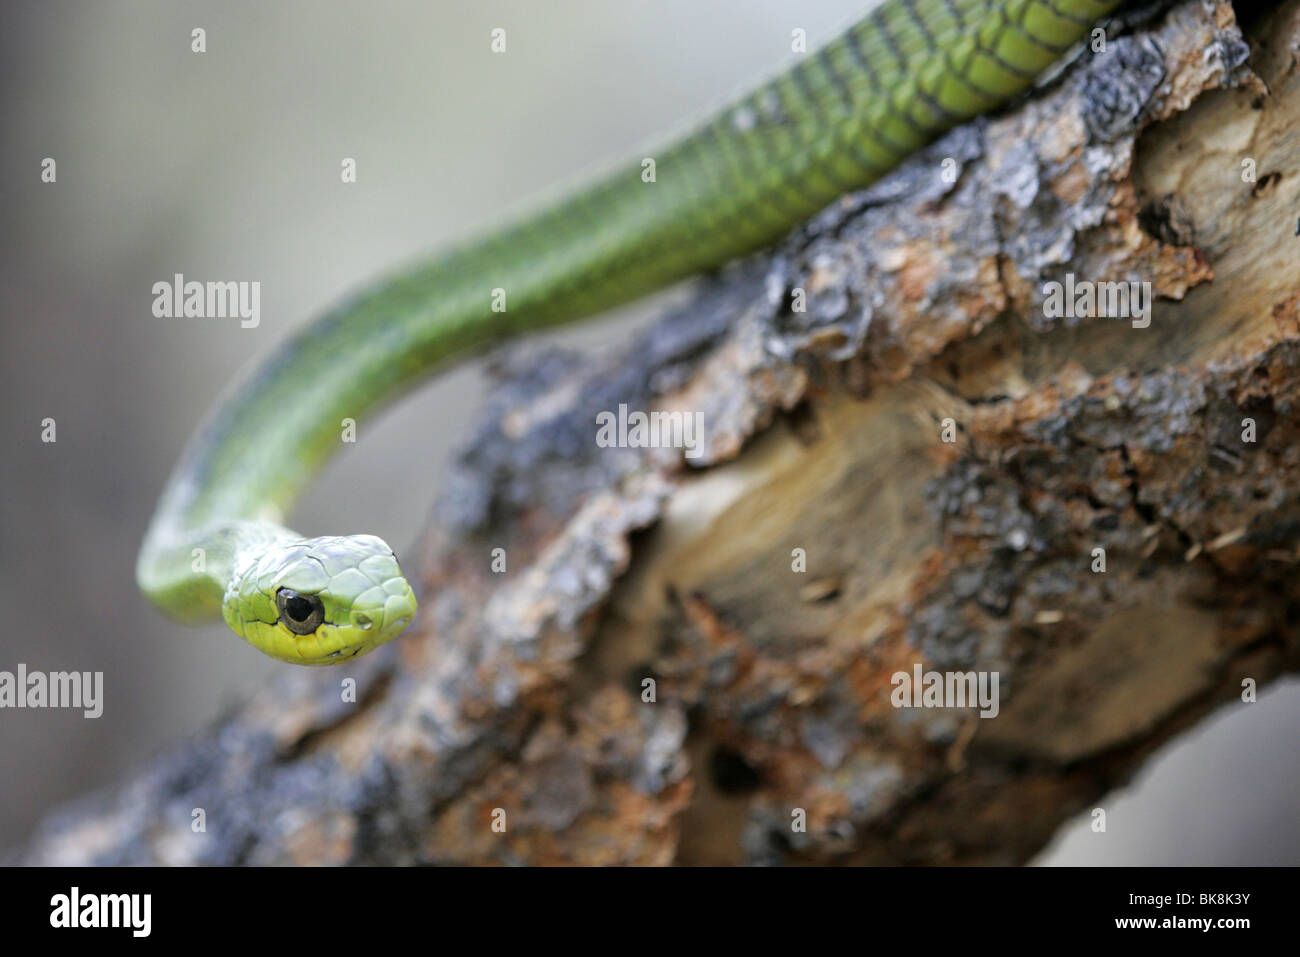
[1,0,1297,863]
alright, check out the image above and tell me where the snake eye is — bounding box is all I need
[275,587,324,635]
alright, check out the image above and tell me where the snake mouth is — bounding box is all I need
[295,628,380,665]
[306,607,414,664]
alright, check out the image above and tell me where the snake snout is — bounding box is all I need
[349,589,416,641]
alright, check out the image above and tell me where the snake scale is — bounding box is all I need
[138,0,1123,663]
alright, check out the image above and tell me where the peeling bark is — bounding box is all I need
[22,0,1300,866]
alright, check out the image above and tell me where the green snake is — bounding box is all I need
[138,0,1122,664]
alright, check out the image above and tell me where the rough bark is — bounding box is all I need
[22,0,1300,865]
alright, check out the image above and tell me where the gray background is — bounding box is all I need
[2,0,1296,863]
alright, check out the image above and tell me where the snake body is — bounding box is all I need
[138,0,1122,664]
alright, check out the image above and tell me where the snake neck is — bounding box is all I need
[137,518,300,623]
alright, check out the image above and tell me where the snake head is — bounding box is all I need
[223,534,417,664]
